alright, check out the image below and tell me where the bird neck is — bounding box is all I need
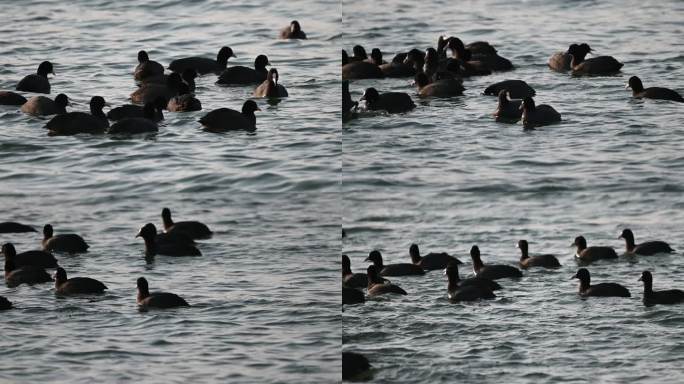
[642,280,653,295]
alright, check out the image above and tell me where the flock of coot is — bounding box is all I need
[1,207,214,311]
[0,21,307,135]
[342,36,683,128]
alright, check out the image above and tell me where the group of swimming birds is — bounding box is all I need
[343,228,683,306]
[342,37,683,127]
[0,21,307,135]
[0,207,213,311]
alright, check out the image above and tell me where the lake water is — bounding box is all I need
[342,0,684,382]
[0,0,340,382]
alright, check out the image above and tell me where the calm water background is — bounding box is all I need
[0,0,339,382]
[343,0,684,382]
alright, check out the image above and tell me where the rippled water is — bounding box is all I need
[342,0,684,382]
[1,1,339,382]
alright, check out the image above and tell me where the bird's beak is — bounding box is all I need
[443,269,448,276]
[515,243,520,249]
[232,53,237,58]
[638,276,642,282]
[135,231,141,238]
[618,235,623,239]
[569,243,576,247]
[360,95,366,101]
[571,274,577,279]
[364,257,370,261]
[624,84,630,90]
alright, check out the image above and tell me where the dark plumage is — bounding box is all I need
[279,20,307,39]
[342,352,372,381]
[470,245,522,280]
[342,80,357,121]
[342,61,384,80]
[134,50,164,82]
[199,100,260,132]
[573,268,630,297]
[445,261,497,302]
[639,271,684,306]
[16,61,53,94]
[379,49,422,78]
[571,54,623,76]
[548,43,591,72]
[216,55,270,85]
[342,286,365,305]
[42,224,89,253]
[365,250,424,277]
[619,229,674,256]
[45,96,108,135]
[254,68,288,98]
[136,223,201,257]
[409,243,462,271]
[108,102,159,134]
[484,80,535,99]
[107,97,165,122]
[573,236,618,263]
[161,207,212,240]
[493,90,522,123]
[414,73,464,97]
[21,94,68,116]
[348,45,368,62]
[446,37,491,76]
[342,254,367,289]
[517,240,561,269]
[0,91,28,106]
[366,265,407,296]
[627,76,684,102]
[167,83,202,112]
[2,243,57,269]
[169,46,235,75]
[137,277,189,309]
[4,245,52,288]
[367,48,386,66]
[361,87,415,114]
[0,296,12,310]
[131,72,182,105]
[521,97,561,129]
[0,222,36,233]
[54,267,107,295]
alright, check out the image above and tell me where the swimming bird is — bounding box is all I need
[131,72,182,105]
[342,286,365,304]
[517,240,561,269]
[20,94,68,116]
[136,223,201,257]
[379,49,422,78]
[167,83,201,112]
[572,236,618,263]
[493,90,522,123]
[161,208,212,240]
[618,229,674,256]
[0,296,12,310]
[1,243,57,269]
[199,100,260,132]
[342,254,367,289]
[279,20,307,39]
[348,45,368,62]
[342,352,372,381]
[446,37,491,76]
[0,222,36,233]
[445,259,501,292]
[137,277,189,309]
[169,46,235,75]
[445,261,495,302]
[414,73,464,97]
[470,245,522,280]
[548,43,591,72]
[366,265,407,296]
[254,68,288,98]
[639,271,684,306]
[16,61,53,94]
[409,243,462,271]
[365,250,424,276]
[466,41,514,71]
[360,87,415,113]
[521,97,561,129]
[342,60,384,80]
[54,267,107,295]
[45,96,108,135]
[367,48,386,66]
[0,91,27,106]
[4,246,52,288]
[42,224,89,253]
[107,97,165,122]
[134,50,164,82]
[626,76,684,102]
[216,54,270,85]
[573,268,630,297]
[484,80,535,99]
[342,80,357,120]
[108,102,159,134]
[571,51,623,76]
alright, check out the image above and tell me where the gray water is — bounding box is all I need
[343,0,684,382]
[0,1,339,383]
